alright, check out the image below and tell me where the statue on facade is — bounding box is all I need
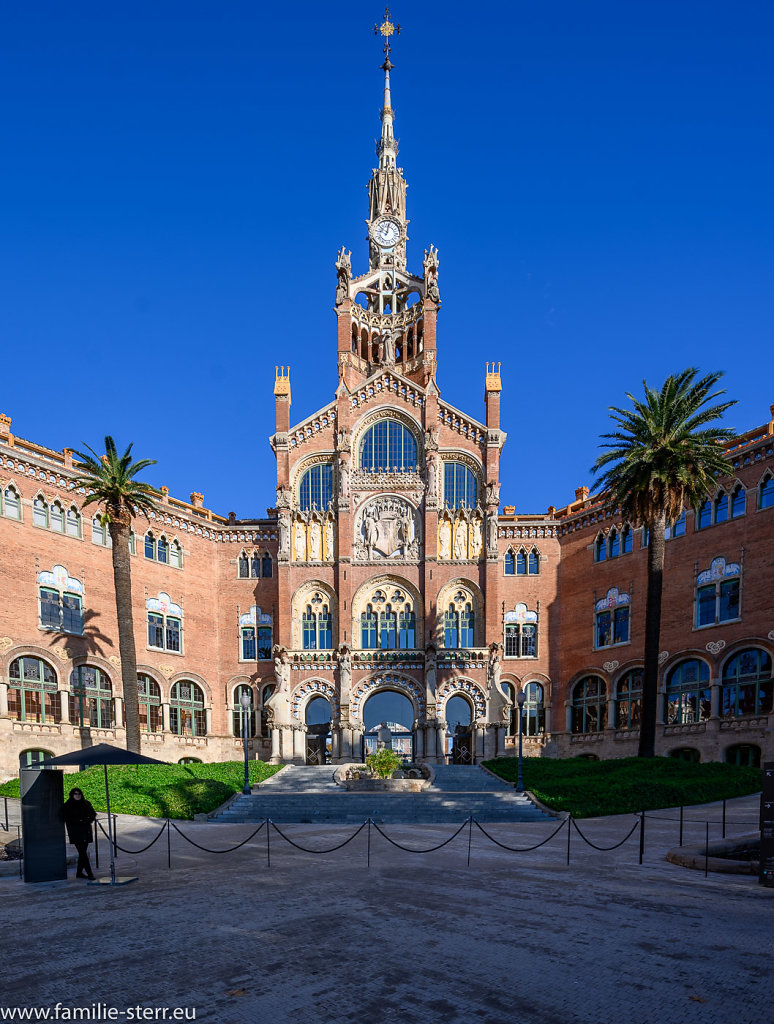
[424,427,439,452]
[272,645,290,690]
[454,520,468,560]
[335,247,351,306]
[427,456,438,499]
[324,518,334,561]
[275,484,291,510]
[398,512,411,557]
[470,517,483,558]
[486,481,501,506]
[337,427,351,451]
[338,645,352,692]
[339,458,350,499]
[383,330,396,366]
[423,245,440,305]
[278,511,291,559]
[486,511,499,553]
[308,519,322,561]
[487,644,502,691]
[294,520,306,561]
[364,510,378,559]
[438,518,451,559]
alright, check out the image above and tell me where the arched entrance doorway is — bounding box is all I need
[445,695,473,764]
[362,690,415,762]
[305,695,332,765]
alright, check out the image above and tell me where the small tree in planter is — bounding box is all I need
[366,749,402,779]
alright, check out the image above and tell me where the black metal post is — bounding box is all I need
[704,821,709,878]
[679,805,684,847]
[566,815,571,865]
[93,819,99,869]
[242,693,251,795]
[166,818,171,869]
[3,796,8,831]
[113,814,118,858]
[516,693,526,792]
[639,810,645,864]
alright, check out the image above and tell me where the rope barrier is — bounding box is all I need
[571,815,641,852]
[473,816,568,853]
[269,819,367,854]
[97,818,168,855]
[170,820,266,854]
[370,817,470,854]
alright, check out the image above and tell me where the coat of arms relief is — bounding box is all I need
[354,496,421,560]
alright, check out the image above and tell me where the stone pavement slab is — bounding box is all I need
[1,794,771,1024]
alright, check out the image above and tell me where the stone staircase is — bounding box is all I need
[211,764,553,824]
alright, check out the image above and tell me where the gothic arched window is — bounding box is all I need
[360,420,418,473]
[299,464,334,511]
[443,462,478,509]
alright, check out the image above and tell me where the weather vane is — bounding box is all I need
[374,6,401,63]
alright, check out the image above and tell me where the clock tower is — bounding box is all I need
[334,8,440,389]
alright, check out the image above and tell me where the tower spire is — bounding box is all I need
[374,7,401,170]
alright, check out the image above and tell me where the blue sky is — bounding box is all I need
[2,1,772,517]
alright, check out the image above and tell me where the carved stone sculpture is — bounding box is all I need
[308,519,322,561]
[438,518,451,559]
[487,644,502,691]
[294,521,306,561]
[470,518,483,558]
[355,496,420,560]
[324,519,334,561]
[486,511,499,553]
[424,427,439,452]
[339,459,350,498]
[338,645,352,692]
[335,247,351,306]
[454,520,468,559]
[272,645,290,690]
[364,511,378,559]
[486,481,501,506]
[278,511,291,559]
[383,330,396,366]
[427,456,438,499]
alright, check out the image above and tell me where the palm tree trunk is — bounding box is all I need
[639,511,667,757]
[108,515,141,753]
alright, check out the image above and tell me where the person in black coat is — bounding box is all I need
[62,787,97,880]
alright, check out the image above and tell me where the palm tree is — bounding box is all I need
[591,369,736,758]
[71,437,160,753]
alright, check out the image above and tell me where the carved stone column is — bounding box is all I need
[58,690,70,725]
[114,697,123,729]
[269,726,281,764]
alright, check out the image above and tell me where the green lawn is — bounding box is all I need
[483,756,762,818]
[0,760,282,820]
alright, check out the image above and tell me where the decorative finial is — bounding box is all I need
[374,6,401,65]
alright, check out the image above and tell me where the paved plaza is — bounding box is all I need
[2,793,772,1024]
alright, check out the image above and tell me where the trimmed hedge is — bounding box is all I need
[0,760,282,820]
[483,756,762,818]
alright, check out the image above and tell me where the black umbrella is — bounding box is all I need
[38,743,167,887]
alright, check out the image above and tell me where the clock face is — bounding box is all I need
[371,218,401,248]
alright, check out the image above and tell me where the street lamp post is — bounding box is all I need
[241,690,252,795]
[516,689,527,792]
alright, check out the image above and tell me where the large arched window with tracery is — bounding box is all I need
[299,464,334,511]
[359,586,416,650]
[443,462,478,509]
[360,420,418,473]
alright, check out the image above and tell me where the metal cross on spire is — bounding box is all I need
[374,6,401,67]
